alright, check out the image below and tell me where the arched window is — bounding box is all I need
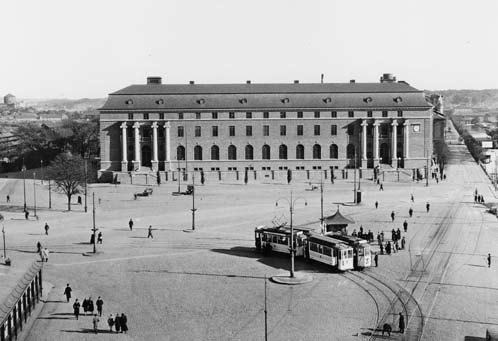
[346,144,356,159]
[313,144,321,159]
[245,145,254,160]
[194,145,202,160]
[329,144,338,159]
[279,145,288,160]
[296,144,305,159]
[211,145,219,160]
[228,145,237,160]
[177,145,185,161]
[262,144,271,160]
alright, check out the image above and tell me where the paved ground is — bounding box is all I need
[1,121,498,340]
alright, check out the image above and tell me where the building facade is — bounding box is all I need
[99,74,434,179]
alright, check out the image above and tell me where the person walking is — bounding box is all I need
[375,201,379,209]
[82,298,89,315]
[399,312,405,334]
[391,211,395,222]
[396,228,401,241]
[488,253,491,268]
[391,229,396,242]
[6,194,10,203]
[426,202,430,213]
[73,299,80,320]
[107,314,115,332]
[377,232,381,245]
[42,248,49,262]
[92,314,100,334]
[411,193,414,202]
[63,284,72,303]
[409,207,413,218]
[37,241,42,254]
[115,313,121,333]
[147,225,153,238]
[129,218,134,231]
[403,220,408,233]
[374,253,378,267]
[25,210,29,220]
[88,297,95,315]
[96,296,104,316]
[380,183,384,191]
[44,222,49,235]
[401,236,406,250]
[120,313,128,333]
[97,232,103,244]
[380,231,384,242]
[380,242,384,255]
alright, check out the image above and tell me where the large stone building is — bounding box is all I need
[99,74,436,181]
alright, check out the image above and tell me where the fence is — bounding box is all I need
[0,262,43,341]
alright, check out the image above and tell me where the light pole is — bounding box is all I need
[84,157,88,213]
[264,275,268,341]
[426,150,429,187]
[397,157,400,182]
[92,192,97,253]
[2,225,6,260]
[191,172,196,231]
[33,172,37,218]
[353,149,357,204]
[48,179,52,209]
[22,160,26,212]
[320,173,324,235]
[276,191,307,278]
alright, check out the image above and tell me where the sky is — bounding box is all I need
[1,0,497,98]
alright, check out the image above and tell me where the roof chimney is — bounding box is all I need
[350,79,355,83]
[294,80,299,84]
[147,77,162,85]
[189,81,195,85]
[380,73,396,83]
[246,80,251,84]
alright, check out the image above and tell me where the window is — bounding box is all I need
[347,144,355,158]
[159,113,164,120]
[194,145,202,160]
[279,145,288,159]
[212,112,218,119]
[211,145,219,160]
[347,125,354,135]
[297,111,303,118]
[246,112,252,119]
[143,113,149,120]
[263,112,269,119]
[142,128,150,138]
[348,111,354,118]
[212,126,218,137]
[280,112,286,119]
[262,145,271,159]
[367,111,373,118]
[229,112,235,119]
[297,125,303,136]
[397,110,403,117]
[245,145,254,160]
[246,126,252,136]
[195,126,201,137]
[128,113,133,120]
[229,126,235,137]
[228,145,237,160]
[178,113,184,119]
[177,126,184,137]
[158,129,164,138]
[330,144,338,159]
[313,144,321,159]
[280,125,286,136]
[331,111,337,118]
[263,125,270,136]
[177,145,185,160]
[331,125,337,135]
[296,144,305,159]
[314,111,320,118]
[314,125,320,136]
[382,111,388,117]
[196,112,201,120]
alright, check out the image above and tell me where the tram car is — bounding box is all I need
[305,233,354,271]
[327,234,372,269]
[254,225,308,256]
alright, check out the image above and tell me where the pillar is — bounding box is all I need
[164,122,171,170]
[120,123,128,172]
[151,122,158,171]
[404,120,410,159]
[361,120,368,166]
[133,122,141,171]
[392,120,398,166]
[373,120,380,166]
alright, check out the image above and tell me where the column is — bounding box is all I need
[392,120,398,166]
[151,122,159,171]
[120,123,128,172]
[373,121,380,165]
[133,122,141,171]
[164,122,171,170]
[361,120,368,161]
[404,120,410,159]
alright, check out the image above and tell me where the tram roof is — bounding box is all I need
[308,233,352,250]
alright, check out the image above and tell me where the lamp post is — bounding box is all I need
[92,192,97,253]
[397,157,401,182]
[2,225,6,260]
[353,149,357,204]
[48,179,52,209]
[426,150,429,187]
[22,159,27,212]
[191,172,196,231]
[84,157,88,213]
[320,173,324,235]
[276,191,307,278]
[33,172,37,219]
[40,160,44,185]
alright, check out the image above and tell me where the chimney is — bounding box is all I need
[350,79,355,83]
[380,73,396,83]
[246,80,251,84]
[294,80,299,84]
[147,77,162,85]
[321,74,324,83]
[189,81,195,85]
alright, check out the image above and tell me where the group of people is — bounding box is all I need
[89,232,103,244]
[37,242,49,262]
[351,226,374,243]
[474,189,485,204]
[129,218,154,238]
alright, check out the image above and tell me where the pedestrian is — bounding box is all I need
[391,211,395,222]
[42,248,49,262]
[98,197,102,205]
[399,312,405,334]
[6,194,10,203]
[391,229,396,242]
[97,232,103,244]
[375,201,378,209]
[25,210,29,220]
[96,296,104,316]
[374,253,378,267]
[63,284,72,302]
[380,183,384,191]
[359,226,364,239]
[107,314,115,332]
[368,230,373,243]
[474,194,477,204]
[92,314,100,334]
[115,313,121,333]
[377,232,381,245]
[147,225,153,238]
[401,236,406,250]
[88,297,94,315]
[73,299,80,320]
[396,228,401,241]
[129,218,134,231]
[487,253,491,268]
[426,202,430,213]
[44,222,49,235]
[121,313,128,333]
[411,193,414,202]
[37,241,42,254]
[394,240,399,252]
[90,233,95,244]
[443,174,446,180]
[403,220,408,232]
[380,231,384,242]
[386,241,391,255]
[77,195,82,205]
[82,298,89,315]
[409,207,413,218]
[380,242,384,255]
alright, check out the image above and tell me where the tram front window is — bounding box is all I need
[358,248,364,256]
[364,247,371,257]
[347,250,353,259]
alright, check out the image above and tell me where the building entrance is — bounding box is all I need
[142,146,152,167]
[380,143,391,164]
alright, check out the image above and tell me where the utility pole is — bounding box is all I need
[320,173,324,235]
[84,158,88,213]
[33,172,37,218]
[353,150,357,204]
[191,173,196,231]
[22,159,26,212]
[426,150,429,187]
[264,275,268,341]
[48,179,52,209]
[40,160,44,185]
[2,226,6,259]
[92,192,97,253]
[177,158,181,193]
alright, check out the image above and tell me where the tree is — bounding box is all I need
[47,154,85,211]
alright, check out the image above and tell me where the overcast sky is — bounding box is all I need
[1,0,497,99]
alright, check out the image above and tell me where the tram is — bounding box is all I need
[327,234,372,269]
[305,233,354,271]
[254,225,308,256]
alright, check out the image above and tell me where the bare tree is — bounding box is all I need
[47,153,85,211]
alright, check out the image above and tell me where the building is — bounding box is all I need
[3,93,16,107]
[98,74,435,181]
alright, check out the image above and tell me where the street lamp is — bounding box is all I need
[84,157,88,213]
[33,172,37,219]
[191,173,196,231]
[397,157,401,182]
[40,160,44,185]
[275,191,307,278]
[92,192,97,253]
[22,160,26,212]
